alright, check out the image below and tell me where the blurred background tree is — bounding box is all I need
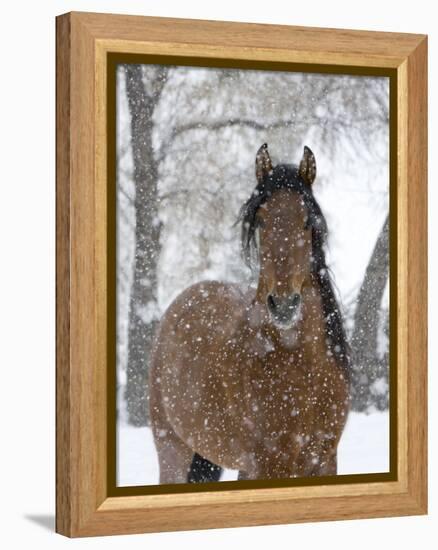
[121,65,168,426]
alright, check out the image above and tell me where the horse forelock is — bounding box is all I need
[238,163,326,268]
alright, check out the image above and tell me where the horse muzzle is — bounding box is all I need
[267,292,302,329]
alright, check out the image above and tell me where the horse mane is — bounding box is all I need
[237,163,350,377]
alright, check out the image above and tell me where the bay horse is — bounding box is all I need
[149,144,350,483]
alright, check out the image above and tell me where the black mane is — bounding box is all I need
[238,163,350,377]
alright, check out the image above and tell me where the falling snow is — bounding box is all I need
[116,64,390,485]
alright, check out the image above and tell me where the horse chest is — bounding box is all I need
[239,349,348,440]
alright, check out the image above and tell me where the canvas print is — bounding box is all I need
[116,64,390,486]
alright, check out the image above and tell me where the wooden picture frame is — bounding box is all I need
[56,11,427,537]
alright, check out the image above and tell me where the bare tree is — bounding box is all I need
[350,215,389,411]
[124,64,168,426]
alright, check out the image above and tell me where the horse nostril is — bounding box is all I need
[267,294,277,311]
[290,293,301,309]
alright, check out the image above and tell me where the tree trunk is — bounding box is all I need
[124,65,167,426]
[350,215,389,411]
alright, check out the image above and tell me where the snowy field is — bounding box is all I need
[117,411,389,486]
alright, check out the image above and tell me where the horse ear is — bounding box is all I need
[299,146,317,185]
[255,143,273,183]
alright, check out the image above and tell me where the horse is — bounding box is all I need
[149,143,350,484]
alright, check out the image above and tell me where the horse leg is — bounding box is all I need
[153,423,195,484]
[149,368,222,484]
[316,437,339,475]
[153,422,223,484]
[319,452,337,475]
[150,362,196,484]
[188,453,222,483]
[309,449,337,476]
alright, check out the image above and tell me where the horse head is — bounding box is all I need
[240,143,325,330]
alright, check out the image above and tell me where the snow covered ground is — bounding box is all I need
[117,411,389,486]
